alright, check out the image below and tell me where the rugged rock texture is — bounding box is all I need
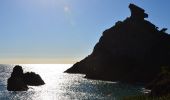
[7,65,45,91]
[65,4,170,83]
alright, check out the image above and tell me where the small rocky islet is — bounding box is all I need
[65,4,170,96]
[7,65,45,91]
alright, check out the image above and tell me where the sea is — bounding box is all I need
[0,64,144,100]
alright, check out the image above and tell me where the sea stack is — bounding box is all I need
[65,4,170,83]
[7,65,28,91]
[7,65,45,91]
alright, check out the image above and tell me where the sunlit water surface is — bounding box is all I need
[0,64,144,100]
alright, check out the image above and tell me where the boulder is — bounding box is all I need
[65,4,170,83]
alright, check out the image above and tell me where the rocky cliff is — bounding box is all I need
[65,4,170,83]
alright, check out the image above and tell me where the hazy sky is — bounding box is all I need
[0,0,170,64]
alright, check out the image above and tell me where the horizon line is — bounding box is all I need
[0,58,77,64]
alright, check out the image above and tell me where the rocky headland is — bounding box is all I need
[65,4,170,96]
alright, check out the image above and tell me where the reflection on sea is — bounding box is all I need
[0,64,143,100]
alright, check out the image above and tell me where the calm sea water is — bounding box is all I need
[0,64,143,100]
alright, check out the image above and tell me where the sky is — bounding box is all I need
[0,0,170,64]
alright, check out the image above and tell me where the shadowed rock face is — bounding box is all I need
[65,4,170,83]
[7,65,45,91]
[129,3,148,20]
[23,72,45,86]
[146,67,170,96]
[7,65,28,91]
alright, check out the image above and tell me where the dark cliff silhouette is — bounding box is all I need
[65,3,170,84]
[7,65,45,91]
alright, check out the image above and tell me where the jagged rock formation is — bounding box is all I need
[7,65,45,91]
[65,4,170,83]
[129,4,148,20]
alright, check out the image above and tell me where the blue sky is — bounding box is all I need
[0,0,169,63]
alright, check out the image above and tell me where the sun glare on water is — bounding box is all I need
[19,64,72,88]
[15,64,73,99]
